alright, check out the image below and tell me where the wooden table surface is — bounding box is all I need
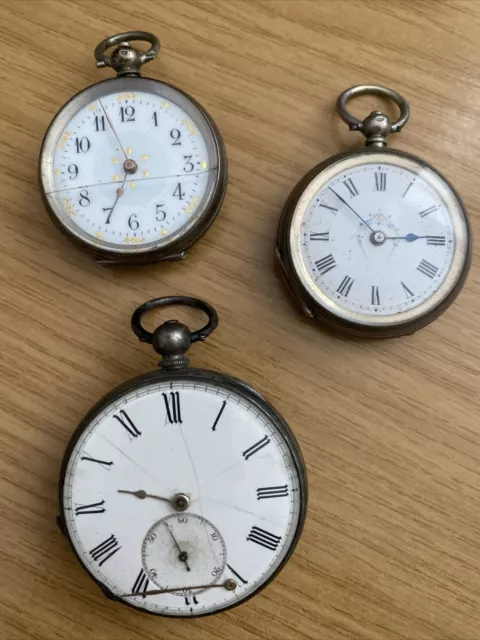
[1,1,480,638]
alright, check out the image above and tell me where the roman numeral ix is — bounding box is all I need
[257,485,289,500]
[89,534,121,566]
[242,435,271,460]
[74,500,106,516]
[247,526,282,551]
[163,391,182,424]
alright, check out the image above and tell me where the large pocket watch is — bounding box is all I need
[277,85,471,338]
[40,32,227,265]
[58,297,307,617]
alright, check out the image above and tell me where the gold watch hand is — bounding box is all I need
[122,579,237,598]
[99,99,128,161]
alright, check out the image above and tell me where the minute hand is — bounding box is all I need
[329,187,374,232]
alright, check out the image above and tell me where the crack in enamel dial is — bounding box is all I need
[40,79,226,262]
[60,375,306,617]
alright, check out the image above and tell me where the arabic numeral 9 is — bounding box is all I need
[68,164,78,180]
[128,214,139,230]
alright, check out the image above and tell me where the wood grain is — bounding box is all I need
[1,1,480,638]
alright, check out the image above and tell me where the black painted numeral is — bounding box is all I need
[183,155,194,172]
[78,190,90,207]
[212,401,226,431]
[128,213,139,230]
[417,259,438,278]
[247,526,282,551]
[81,455,113,469]
[343,178,359,198]
[132,568,150,598]
[401,281,414,298]
[337,275,354,297]
[94,115,106,132]
[120,106,135,122]
[243,435,271,460]
[374,172,386,191]
[163,392,182,424]
[113,410,141,438]
[419,205,437,218]
[103,207,113,224]
[227,564,248,584]
[156,204,166,222]
[75,137,90,153]
[426,236,446,246]
[68,164,78,180]
[310,232,329,241]
[371,285,380,305]
[173,183,185,200]
[153,112,159,127]
[170,129,182,145]
[403,182,413,198]
[256,485,289,500]
[185,595,199,606]
[75,500,106,516]
[315,254,336,276]
[90,534,121,566]
[318,202,338,213]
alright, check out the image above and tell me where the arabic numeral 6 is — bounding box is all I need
[128,214,139,230]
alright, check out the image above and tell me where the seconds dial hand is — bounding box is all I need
[329,187,374,232]
[165,521,191,572]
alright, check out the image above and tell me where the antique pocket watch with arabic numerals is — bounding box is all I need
[277,85,471,338]
[58,297,307,618]
[40,32,227,265]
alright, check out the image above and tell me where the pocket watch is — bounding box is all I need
[277,85,471,338]
[39,32,227,265]
[58,297,307,617]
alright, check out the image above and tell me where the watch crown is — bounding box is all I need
[152,320,191,370]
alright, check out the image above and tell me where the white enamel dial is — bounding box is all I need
[61,377,304,617]
[289,152,469,327]
[42,84,221,254]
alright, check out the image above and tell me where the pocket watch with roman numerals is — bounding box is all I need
[58,297,307,617]
[40,32,227,265]
[277,85,471,338]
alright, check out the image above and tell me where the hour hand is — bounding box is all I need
[117,489,171,504]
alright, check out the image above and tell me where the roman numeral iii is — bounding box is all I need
[247,526,282,551]
[163,391,182,424]
[257,485,289,500]
[89,534,121,566]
